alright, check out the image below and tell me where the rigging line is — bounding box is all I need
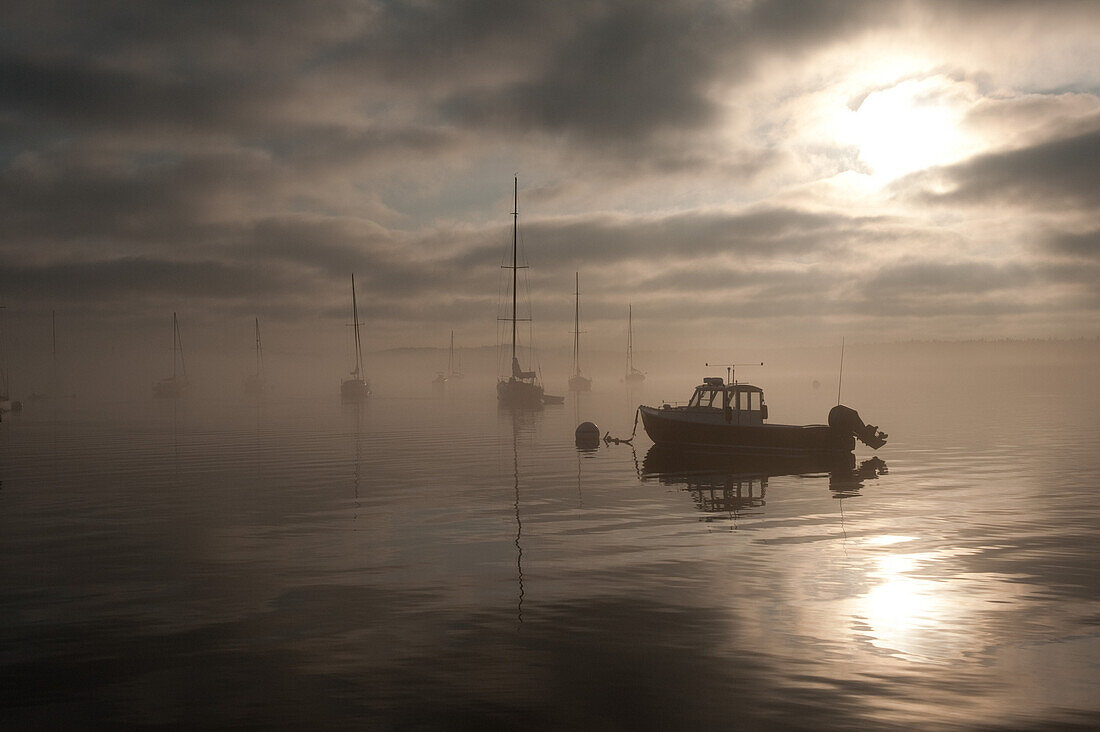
[837,336,845,406]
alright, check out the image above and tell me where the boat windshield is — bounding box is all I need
[689,388,723,408]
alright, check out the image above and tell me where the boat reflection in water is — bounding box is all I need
[641,445,887,515]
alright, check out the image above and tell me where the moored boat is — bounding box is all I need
[153,312,188,399]
[568,272,591,392]
[243,317,267,396]
[639,375,886,453]
[497,177,561,407]
[624,304,645,383]
[341,274,371,402]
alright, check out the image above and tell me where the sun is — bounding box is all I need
[844,76,974,182]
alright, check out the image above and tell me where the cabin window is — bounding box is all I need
[733,391,760,410]
[704,390,720,407]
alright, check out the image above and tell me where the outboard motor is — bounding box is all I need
[829,405,888,449]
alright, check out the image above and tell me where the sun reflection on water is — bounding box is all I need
[855,538,961,663]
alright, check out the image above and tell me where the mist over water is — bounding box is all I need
[2,340,1098,728]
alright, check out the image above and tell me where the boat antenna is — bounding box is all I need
[705,362,764,385]
[836,337,845,406]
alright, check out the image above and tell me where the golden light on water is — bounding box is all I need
[856,538,958,662]
[849,536,1032,665]
[863,563,942,659]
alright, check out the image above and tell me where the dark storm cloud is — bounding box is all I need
[0,51,262,133]
[901,121,1100,209]
[0,257,288,305]
[1047,230,1100,260]
[0,0,1096,343]
[455,206,893,273]
[440,4,723,141]
[439,0,900,147]
[0,146,280,248]
[864,261,1035,298]
[849,258,1100,318]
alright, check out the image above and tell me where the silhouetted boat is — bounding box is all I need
[639,373,886,453]
[341,274,371,402]
[625,304,645,383]
[568,272,592,392]
[497,177,560,407]
[0,307,22,413]
[0,366,20,413]
[28,310,60,402]
[243,317,266,396]
[153,312,188,398]
[433,330,462,387]
[448,330,463,381]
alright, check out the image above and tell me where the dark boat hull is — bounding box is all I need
[341,378,372,401]
[639,406,854,453]
[568,375,592,392]
[498,378,544,408]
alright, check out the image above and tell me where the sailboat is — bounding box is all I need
[243,317,266,396]
[625,304,646,383]
[153,312,188,398]
[28,310,57,402]
[448,330,463,381]
[340,274,371,402]
[497,177,553,407]
[568,272,592,392]
[0,306,21,412]
[432,330,463,386]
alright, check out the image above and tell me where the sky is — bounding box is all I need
[2,0,1099,359]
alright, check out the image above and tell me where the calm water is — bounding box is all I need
[2,358,1099,729]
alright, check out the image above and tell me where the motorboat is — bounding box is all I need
[639,375,886,453]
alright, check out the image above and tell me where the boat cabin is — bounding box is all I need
[685,377,768,426]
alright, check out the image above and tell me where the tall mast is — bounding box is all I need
[173,310,187,376]
[627,304,633,371]
[511,176,518,365]
[351,274,362,376]
[449,330,454,375]
[254,317,263,377]
[51,309,57,393]
[573,272,580,375]
[172,312,178,379]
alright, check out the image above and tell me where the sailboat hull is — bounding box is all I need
[341,378,371,401]
[497,379,544,408]
[568,375,592,392]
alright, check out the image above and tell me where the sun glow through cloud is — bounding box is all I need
[841,76,979,182]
